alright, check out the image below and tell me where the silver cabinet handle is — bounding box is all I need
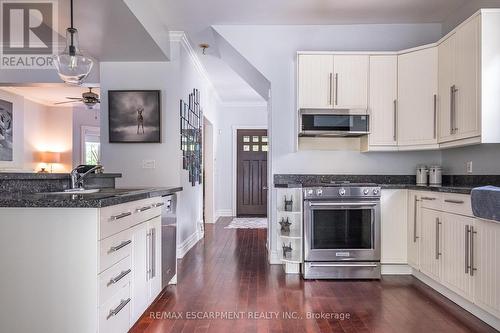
[453,86,459,133]
[108,240,132,254]
[465,225,470,274]
[310,263,378,268]
[107,269,131,287]
[135,206,152,213]
[110,212,132,221]
[450,85,455,134]
[433,94,437,139]
[106,298,131,320]
[470,226,477,276]
[152,202,164,208]
[444,199,464,204]
[334,73,339,106]
[328,73,333,105]
[308,201,379,207]
[150,228,156,279]
[435,218,442,260]
[421,197,436,201]
[413,197,420,242]
[393,99,398,141]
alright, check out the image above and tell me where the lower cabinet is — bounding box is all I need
[131,216,162,324]
[380,189,407,263]
[407,191,422,269]
[419,208,442,282]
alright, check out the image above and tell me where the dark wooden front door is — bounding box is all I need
[237,129,268,216]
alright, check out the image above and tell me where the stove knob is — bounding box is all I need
[339,188,346,196]
[316,189,323,196]
[373,188,380,195]
[306,189,314,196]
[363,188,370,195]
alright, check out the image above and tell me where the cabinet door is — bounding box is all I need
[473,219,500,318]
[381,190,407,263]
[407,192,421,269]
[298,54,334,109]
[398,48,438,146]
[368,55,398,146]
[333,55,368,110]
[148,216,162,300]
[419,208,442,282]
[455,15,481,140]
[131,222,149,324]
[438,34,457,143]
[441,213,474,300]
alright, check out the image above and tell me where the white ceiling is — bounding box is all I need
[2,85,100,108]
[148,0,471,104]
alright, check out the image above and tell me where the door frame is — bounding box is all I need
[232,125,268,216]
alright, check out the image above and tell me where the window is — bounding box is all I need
[81,126,101,165]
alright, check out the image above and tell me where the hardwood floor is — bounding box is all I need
[130,217,497,333]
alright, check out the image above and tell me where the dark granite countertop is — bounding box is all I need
[0,172,122,180]
[0,187,182,208]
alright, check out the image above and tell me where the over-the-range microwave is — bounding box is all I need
[298,109,370,137]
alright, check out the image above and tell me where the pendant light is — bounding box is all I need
[53,0,93,85]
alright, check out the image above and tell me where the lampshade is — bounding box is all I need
[37,151,61,164]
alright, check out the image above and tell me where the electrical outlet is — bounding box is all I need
[466,161,473,173]
[142,159,156,169]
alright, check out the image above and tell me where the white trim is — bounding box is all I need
[168,274,177,285]
[215,209,233,222]
[80,126,100,165]
[269,250,281,264]
[381,264,412,275]
[176,229,203,259]
[218,101,268,108]
[413,269,500,331]
[231,125,268,216]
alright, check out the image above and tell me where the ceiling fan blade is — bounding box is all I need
[66,97,83,100]
[54,100,80,105]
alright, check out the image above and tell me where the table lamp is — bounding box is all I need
[37,151,61,173]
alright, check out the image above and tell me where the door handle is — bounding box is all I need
[450,85,455,134]
[334,73,339,106]
[310,263,378,268]
[470,226,477,276]
[262,186,268,190]
[465,225,470,274]
[413,197,419,242]
[435,218,442,260]
[308,201,379,207]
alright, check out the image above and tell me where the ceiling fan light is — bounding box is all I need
[53,27,93,85]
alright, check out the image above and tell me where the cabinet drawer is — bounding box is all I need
[441,193,472,217]
[99,284,131,333]
[99,257,132,306]
[420,193,442,210]
[99,229,133,273]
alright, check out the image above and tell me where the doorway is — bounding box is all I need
[236,129,268,217]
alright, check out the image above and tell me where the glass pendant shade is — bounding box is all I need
[53,28,93,85]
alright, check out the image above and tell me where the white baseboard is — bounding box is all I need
[381,264,412,275]
[284,262,300,274]
[177,230,203,259]
[269,250,281,264]
[168,274,177,285]
[215,210,233,221]
[413,269,500,331]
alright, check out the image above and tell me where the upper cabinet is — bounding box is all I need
[397,47,438,148]
[439,15,481,144]
[297,54,368,112]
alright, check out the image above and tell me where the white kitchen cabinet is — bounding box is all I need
[441,213,474,300]
[366,55,398,148]
[407,191,422,269]
[333,55,368,110]
[473,218,500,318]
[298,54,334,109]
[131,216,162,324]
[297,54,368,111]
[439,15,480,143]
[381,189,407,264]
[397,47,438,148]
[419,208,442,282]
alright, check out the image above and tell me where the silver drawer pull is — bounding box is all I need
[106,298,130,320]
[110,212,132,221]
[152,202,164,208]
[136,206,152,213]
[108,240,132,253]
[107,269,131,287]
[445,199,465,204]
[421,197,437,201]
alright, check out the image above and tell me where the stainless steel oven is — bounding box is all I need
[302,183,381,279]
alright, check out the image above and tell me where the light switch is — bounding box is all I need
[142,159,156,169]
[466,161,473,173]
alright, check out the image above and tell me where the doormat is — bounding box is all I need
[225,217,268,229]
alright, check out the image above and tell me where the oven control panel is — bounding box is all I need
[304,186,382,199]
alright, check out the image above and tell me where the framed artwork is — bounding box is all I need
[0,98,13,161]
[108,90,161,143]
[180,89,203,186]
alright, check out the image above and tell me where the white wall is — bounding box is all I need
[99,37,219,257]
[442,144,500,175]
[72,108,101,167]
[214,103,268,216]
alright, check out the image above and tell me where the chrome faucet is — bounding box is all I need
[70,165,103,189]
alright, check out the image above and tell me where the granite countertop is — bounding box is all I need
[0,187,183,208]
[0,172,122,180]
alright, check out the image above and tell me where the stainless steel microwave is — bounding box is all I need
[299,110,369,137]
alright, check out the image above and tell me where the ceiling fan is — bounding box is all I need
[55,87,100,109]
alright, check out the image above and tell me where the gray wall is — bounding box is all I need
[442,144,500,175]
[443,0,500,34]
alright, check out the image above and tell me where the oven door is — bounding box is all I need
[304,200,380,262]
